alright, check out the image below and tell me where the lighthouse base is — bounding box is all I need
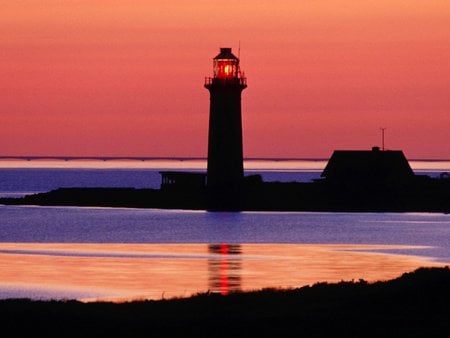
[206,185,243,211]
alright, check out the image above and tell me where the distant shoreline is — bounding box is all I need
[1,152,449,212]
[1,158,449,172]
[1,156,450,161]
[1,184,449,213]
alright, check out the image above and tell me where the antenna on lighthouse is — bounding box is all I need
[238,41,243,78]
[238,40,241,60]
[380,127,387,151]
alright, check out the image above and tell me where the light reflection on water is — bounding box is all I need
[1,206,449,301]
[0,243,443,302]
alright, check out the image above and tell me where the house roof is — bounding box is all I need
[321,148,414,182]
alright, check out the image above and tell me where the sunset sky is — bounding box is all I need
[1,1,449,159]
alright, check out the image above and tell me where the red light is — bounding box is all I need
[224,65,232,75]
[214,60,237,79]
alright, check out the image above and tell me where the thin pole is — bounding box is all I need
[238,40,241,60]
[380,127,386,151]
[238,41,242,77]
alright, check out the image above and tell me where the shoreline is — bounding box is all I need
[1,181,449,213]
[1,266,449,337]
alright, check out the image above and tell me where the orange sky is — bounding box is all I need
[1,1,449,159]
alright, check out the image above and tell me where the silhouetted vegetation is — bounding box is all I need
[1,267,449,337]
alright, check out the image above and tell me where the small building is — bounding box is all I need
[160,171,206,192]
[321,147,414,185]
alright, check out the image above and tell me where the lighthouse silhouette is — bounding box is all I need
[205,47,247,209]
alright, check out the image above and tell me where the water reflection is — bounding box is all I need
[0,243,444,302]
[208,244,242,295]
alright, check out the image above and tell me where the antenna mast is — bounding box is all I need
[238,40,241,60]
[380,127,386,151]
[238,41,242,77]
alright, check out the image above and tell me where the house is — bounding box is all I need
[321,147,414,186]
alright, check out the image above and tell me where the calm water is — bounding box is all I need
[1,159,449,301]
[1,206,450,301]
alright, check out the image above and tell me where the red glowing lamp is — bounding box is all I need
[213,47,239,79]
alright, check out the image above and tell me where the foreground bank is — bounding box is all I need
[1,267,449,337]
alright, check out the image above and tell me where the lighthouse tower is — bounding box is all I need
[205,47,247,203]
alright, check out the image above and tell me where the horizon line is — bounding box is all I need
[1,156,450,162]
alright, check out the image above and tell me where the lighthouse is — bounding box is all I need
[205,47,247,207]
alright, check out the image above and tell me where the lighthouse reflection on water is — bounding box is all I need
[208,244,242,295]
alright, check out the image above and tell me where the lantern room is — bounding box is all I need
[213,47,239,79]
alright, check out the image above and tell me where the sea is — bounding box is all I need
[1,158,450,302]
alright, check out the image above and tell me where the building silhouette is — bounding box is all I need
[205,48,247,209]
[321,147,415,186]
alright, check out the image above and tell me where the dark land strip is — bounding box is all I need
[1,177,450,212]
[2,149,450,212]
